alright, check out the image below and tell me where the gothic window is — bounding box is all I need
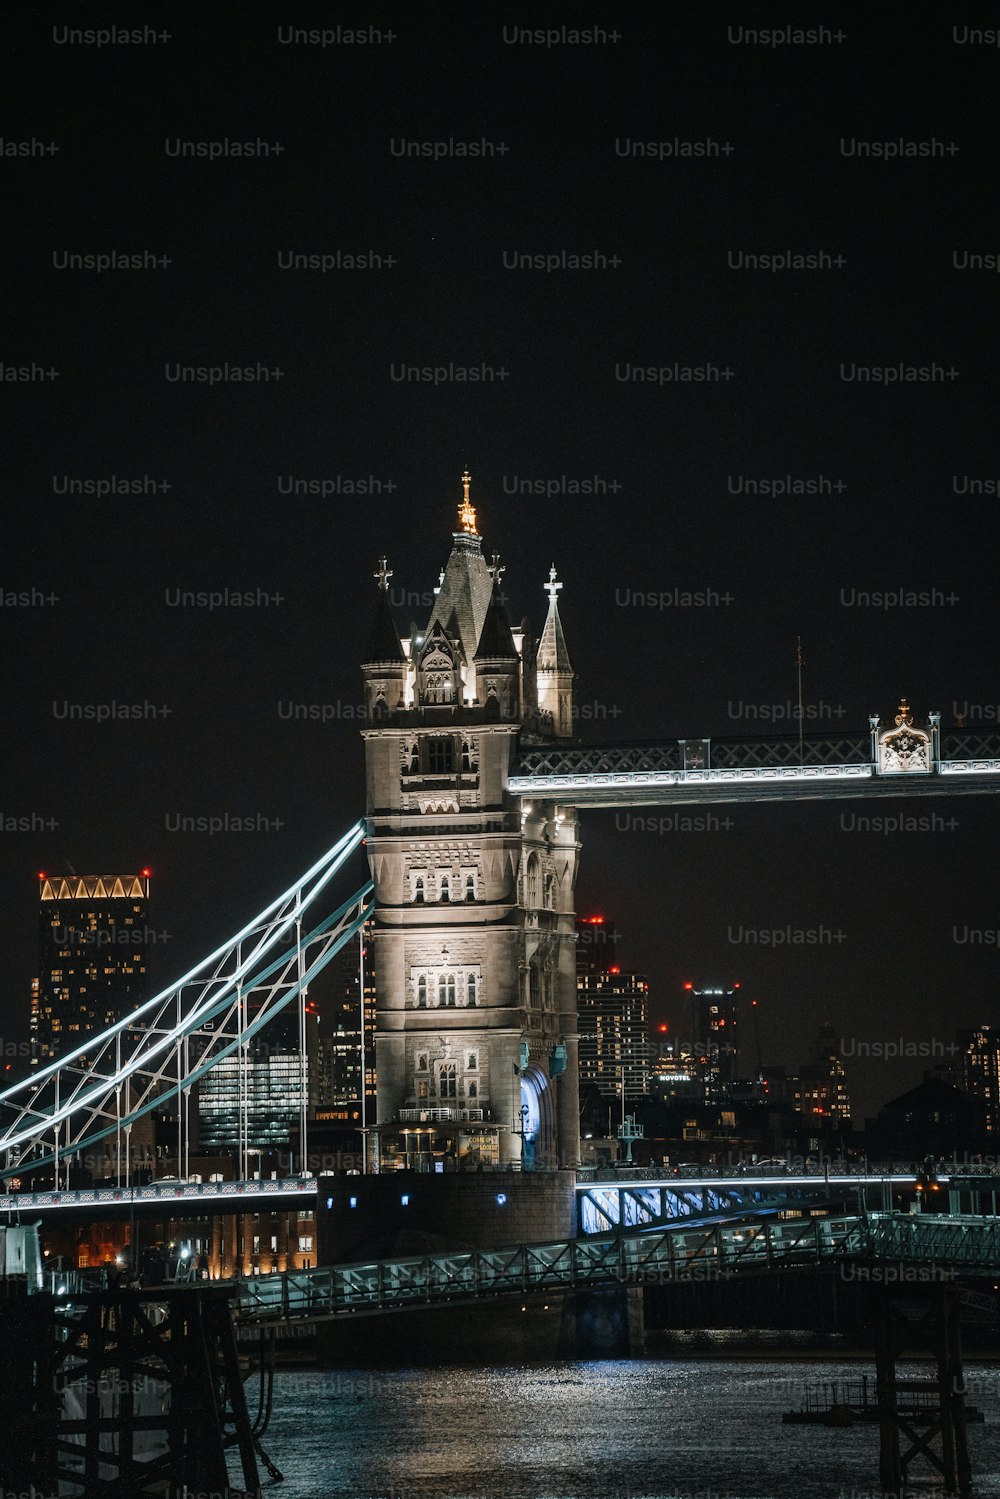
[544,872,555,909]
[529,964,541,1010]
[465,874,475,901]
[446,973,457,1006]
[461,740,475,772]
[438,1062,457,1099]
[467,1052,478,1072]
[526,854,540,908]
[467,972,477,1006]
[413,876,425,904]
[416,976,427,1008]
[408,743,419,774]
[426,674,453,705]
[440,875,451,903]
[468,1080,478,1100]
[416,1052,428,1072]
[418,1080,429,1100]
[428,738,454,774]
[438,975,448,1007]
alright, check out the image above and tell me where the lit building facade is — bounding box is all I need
[576,968,651,1099]
[33,872,150,1067]
[957,1026,1000,1134]
[794,1022,852,1126]
[361,473,581,1170]
[312,918,377,1122]
[687,983,741,1092]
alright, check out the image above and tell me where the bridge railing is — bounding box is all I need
[512,727,1000,783]
[231,1212,1000,1325]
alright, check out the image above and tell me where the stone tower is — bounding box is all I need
[360,472,581,1171]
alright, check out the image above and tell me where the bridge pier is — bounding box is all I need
[873,1283,972,1497]
[1,1283,264,1499]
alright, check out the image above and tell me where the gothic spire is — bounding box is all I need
[362,556,405,663]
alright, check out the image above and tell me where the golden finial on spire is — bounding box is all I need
[458,467,478,534]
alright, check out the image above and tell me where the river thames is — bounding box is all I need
[259,1356,1000,1498]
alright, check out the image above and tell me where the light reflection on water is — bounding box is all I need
[260,1357,1000,1499]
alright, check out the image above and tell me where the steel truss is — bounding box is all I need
[0,822,372,1185]
[232,1211,1000,1325]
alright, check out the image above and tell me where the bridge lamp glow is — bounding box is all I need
[349,1196,358,1208]
[325,1197,333,1209]
[496,1193,507,1206]
[400,1194,410,1207]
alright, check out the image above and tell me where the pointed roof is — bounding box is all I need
[363,557,405,664]
[536,564,572,674]
[474,574,518,660]
[425,472,493,662]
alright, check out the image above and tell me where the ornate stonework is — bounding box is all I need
[360,474,580,1170]
[878,698,932,774]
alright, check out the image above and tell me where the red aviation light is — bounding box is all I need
[683,982,693,990]
[609,965,620,974]
[141,868,151,879]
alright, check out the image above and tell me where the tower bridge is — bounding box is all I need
[2,471,999,1197]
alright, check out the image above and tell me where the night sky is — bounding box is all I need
[4,8,998,1123]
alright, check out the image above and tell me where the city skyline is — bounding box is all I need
[4,7,998,1127]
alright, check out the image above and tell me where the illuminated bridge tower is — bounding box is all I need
[360,473,581,1171]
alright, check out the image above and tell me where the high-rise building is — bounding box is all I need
[312,919,377,1122]
[576,968,651,1099]
[796,1021,852,1126]
[576,917,650,1100]
[196,999,307,1160]
[957,1026,1000,1133]
[33,871,150,1067]
[686,983,741,1091]
[361,473,581,1171]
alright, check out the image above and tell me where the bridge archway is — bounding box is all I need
[520,1064,556,1170]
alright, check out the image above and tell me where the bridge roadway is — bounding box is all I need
[5,1166,998,1225]
[229,1212,1000,1325]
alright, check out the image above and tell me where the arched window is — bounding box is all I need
[526,854,539,908]
[440,876,450,903]
[446,974,457,1007]
[544,873,555,908]
[467,1053,478,1072]
[467,972,477,1006]
[468,1080,478,1099]
[461,740,474,772]
[414,876,424,904]
[438,975,448,1007]
[438,1062,457,1099]
[416,976,427,1008]
[529,964,541,1009]
[465,874,475,901]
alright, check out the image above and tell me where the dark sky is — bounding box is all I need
[3,7,998,1123]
